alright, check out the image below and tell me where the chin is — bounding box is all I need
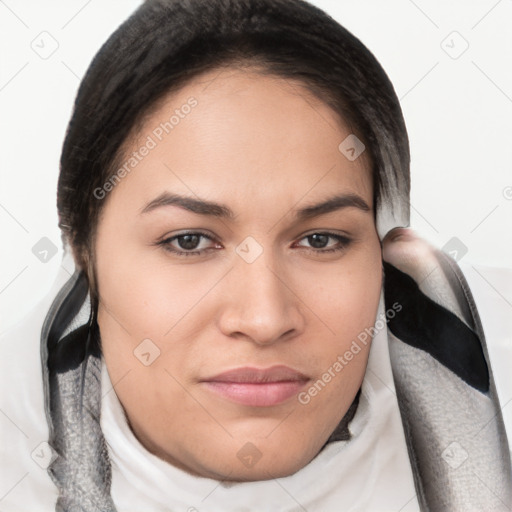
[202,455,308,482]
[188,435,321,482]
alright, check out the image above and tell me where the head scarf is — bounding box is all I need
[42,1,511,510]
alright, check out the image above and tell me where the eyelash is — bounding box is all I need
[157,230,352,257]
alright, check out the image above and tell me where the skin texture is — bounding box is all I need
[94,66,383,481]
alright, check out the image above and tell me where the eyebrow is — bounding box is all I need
[140,191,370,220]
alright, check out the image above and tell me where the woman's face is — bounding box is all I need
[94,66,383,481]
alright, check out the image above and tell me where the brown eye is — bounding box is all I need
[306,234,329,249]
[158,231,221,257]
[295,232,352,253]
[176,234,202,250]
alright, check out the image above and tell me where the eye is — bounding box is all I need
[158,231,221,257]
[294,232,351,253]
[157,230,352,258]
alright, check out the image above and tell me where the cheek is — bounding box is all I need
[308,243,382,345]
[297,252,381,423]
[95,236,207,340]
[300,241,382,387]
[94,238,226,400]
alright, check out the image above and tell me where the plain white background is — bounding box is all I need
[1,0,512,333]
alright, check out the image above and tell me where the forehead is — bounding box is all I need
[111,66,372,214]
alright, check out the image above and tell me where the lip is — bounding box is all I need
[200,365,310,407]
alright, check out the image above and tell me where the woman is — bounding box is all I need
[1,0,510,510]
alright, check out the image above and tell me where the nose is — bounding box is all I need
[217,252,305,346]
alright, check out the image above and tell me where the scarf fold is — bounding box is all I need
[41,235,512,511]
[41,272,116,512]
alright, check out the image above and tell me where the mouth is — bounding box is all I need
[199,365,311,407]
